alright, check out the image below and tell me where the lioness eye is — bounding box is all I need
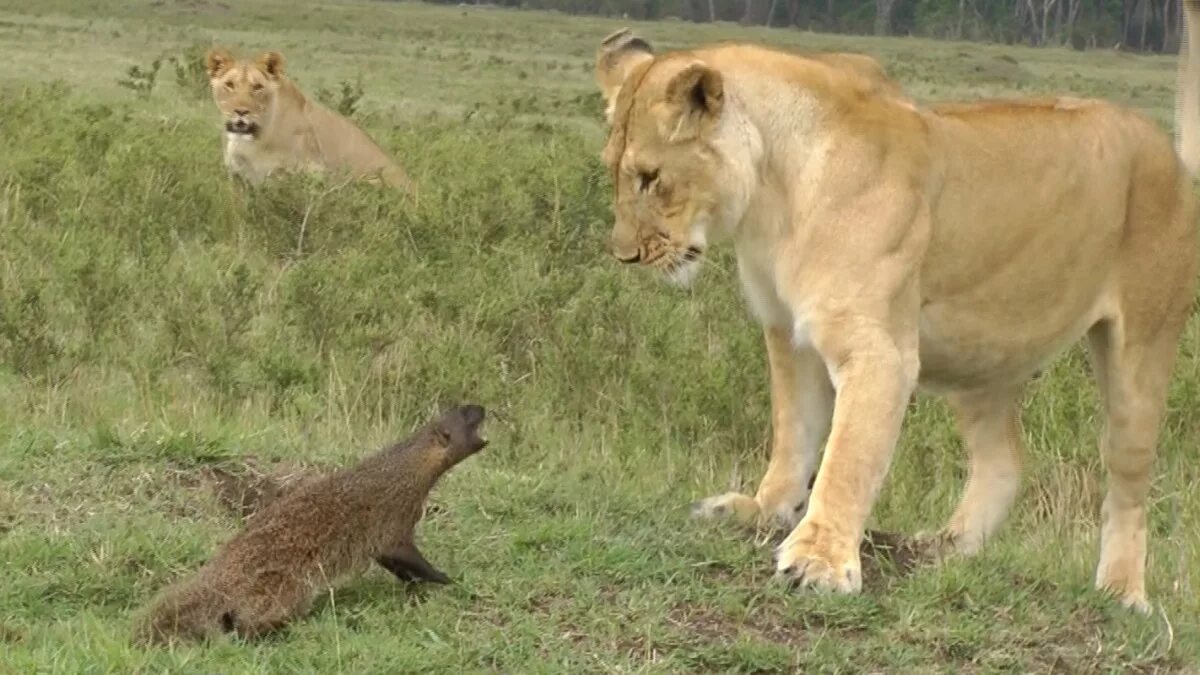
[223,81,234,90]
[637,169,659,193]
[251,83,263,92]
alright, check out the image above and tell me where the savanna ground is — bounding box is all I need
[0,0,1197,671]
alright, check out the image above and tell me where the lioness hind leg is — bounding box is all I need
[1086,155,1197,612]
[925,388,1025,557]
[692,327,834,531]
[1087,318,1182,613]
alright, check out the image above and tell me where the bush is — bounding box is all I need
[171,41,213,100]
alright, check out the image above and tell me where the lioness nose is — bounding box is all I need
[611,225,641,264]
[613,249,641,264]
[234,108,249,117]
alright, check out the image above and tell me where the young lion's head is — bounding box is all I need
[204,48,287,139]
[594,29,758,288]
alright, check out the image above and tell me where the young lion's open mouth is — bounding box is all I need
[225,120,260,137]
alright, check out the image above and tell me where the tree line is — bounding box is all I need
[423,0,1185,52]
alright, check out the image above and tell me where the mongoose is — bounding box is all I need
[133,405,488,646]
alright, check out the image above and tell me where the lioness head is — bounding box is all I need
[595,29,755,288]
[205,48,287,139]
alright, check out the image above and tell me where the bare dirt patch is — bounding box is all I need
[666,603,811,646]
[860,528,927,584]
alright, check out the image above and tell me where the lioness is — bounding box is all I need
[595,26,1199,612]
[205,48,412,193]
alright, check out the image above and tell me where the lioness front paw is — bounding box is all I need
[754,483,811,531]
[911,528,977,562]
[690,492,761,526]
[1112,590,1152,615]
[775,521,862,593]
[1095,561,1152,615]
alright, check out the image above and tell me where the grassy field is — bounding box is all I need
[0,0,1197,671]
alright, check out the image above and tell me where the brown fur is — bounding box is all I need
[132,406,488,645]
[204,48,412,193]
[595,30,1197,612]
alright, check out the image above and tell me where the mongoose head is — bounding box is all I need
[432,404,489,465]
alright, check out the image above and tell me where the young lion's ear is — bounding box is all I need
[595,28,653,123]
[205,48,234,79]
[256,51,285,79]
[661,61,724,140]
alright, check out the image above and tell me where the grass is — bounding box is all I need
[0,0,1197,671]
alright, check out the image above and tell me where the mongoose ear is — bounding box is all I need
[432,424,452,446]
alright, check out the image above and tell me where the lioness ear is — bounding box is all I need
[663,62,724,139]
[595,28,653,123]
[256,51,285,79]
[205,48,234,79]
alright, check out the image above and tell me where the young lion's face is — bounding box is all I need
[204,49,285,139]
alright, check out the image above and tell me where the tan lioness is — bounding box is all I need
[595,26,1199,612]
[204,48,412,193]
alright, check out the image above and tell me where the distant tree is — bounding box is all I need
[875,0,898,32]
[409,0,1182,52]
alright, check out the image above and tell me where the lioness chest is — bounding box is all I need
[223,134,278,184]
[223,133,319,184]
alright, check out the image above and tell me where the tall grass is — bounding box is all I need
[0,0,1197,671]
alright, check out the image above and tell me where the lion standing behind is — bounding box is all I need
[205,48,412,193]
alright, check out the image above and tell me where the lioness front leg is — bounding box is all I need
[692,325,833,530]
[776,317,917,593]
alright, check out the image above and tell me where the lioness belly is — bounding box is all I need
[915,293,1107,393]
[914,217,1119,391]
[913,100,1138,392]
[914,213,1120,393]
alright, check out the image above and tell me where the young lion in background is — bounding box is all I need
[205,48,412,193]
[595,26,1198,612]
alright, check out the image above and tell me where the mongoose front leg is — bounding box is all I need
[375,543,451,584]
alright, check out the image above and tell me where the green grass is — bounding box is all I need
[0,0,1197,671]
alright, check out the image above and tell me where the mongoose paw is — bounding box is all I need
[376,545,453,585]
